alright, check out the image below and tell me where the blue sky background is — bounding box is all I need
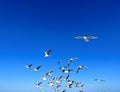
[0,0,120,92]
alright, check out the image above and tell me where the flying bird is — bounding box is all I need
[64,74,70,81]
[55,76,63,84]
[68,80,75,85]
[44,50,52,57]
[41,75,47,81]
[34,66,41,72]
[45,70,54,77]
[76,66,86,74]
[75,36,98,42]
[62,69,73,74]
[48,81,54,86]
[75,82,81,88]
[55,85,61,91]
[25,64,33,69]
[79,84,84,92]
[68,58,78,66]
[35,82,42,88]
[66,83,73,88]
[95,79,105,82]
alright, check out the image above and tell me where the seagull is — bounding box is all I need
[75,82,81,88]
[68,58,78,66]
[55,76,63,84]
[66,83,73,88]
[55,85,61,91]
[76,66,86,74]
[79,84,84,92]
[25,64,33,69]
[48,81,54,86]
[44,50,52,57]
[95,79,105,82]
[56,79,62,84]
[41,75,47,81]
[64,74,70,81]
[45,70,54,77]
[62,69,73,74]
[68,80,74,85]
[34,66,41,72]
[35,82,42,88]
[75,36,98,42]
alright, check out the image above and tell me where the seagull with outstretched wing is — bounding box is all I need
[34,66,41,72]
[75,36,98,42]
[44,50,52,57]
[25,64,33,69]
[76,66,86,74]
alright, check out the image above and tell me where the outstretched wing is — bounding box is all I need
[87,36,98,39]
[74,36,83,39]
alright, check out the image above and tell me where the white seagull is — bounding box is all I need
[75,82,81,88]
[55,85,61,91]
[95,79,105,82]
[68,58,78,66]
[79,84,84,92]
[44,50,52,57]
[66,83,73,88]
[75,36,98,42]
[48,81,54,86]
[64,74,70,81]
[45,70,54,77]
[25,64,33,69]
[62,69,73,74]
[76,66,86,74]
[55,76,63,84]
[35,82,42,88]
[41,75,47,81]
[34,66,41,72]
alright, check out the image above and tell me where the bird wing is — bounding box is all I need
[47,50,52,54]
[28,64,32,67]
[36,66,41,69]
[87,36,98,39]
[38,82,42,85]
[76,68,80,74]
[75,36,84,39]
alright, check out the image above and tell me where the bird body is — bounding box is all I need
[35,82,42,88]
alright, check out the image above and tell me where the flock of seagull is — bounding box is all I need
[25,35,105,92]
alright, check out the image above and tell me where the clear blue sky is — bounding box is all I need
[0,0,120,92]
